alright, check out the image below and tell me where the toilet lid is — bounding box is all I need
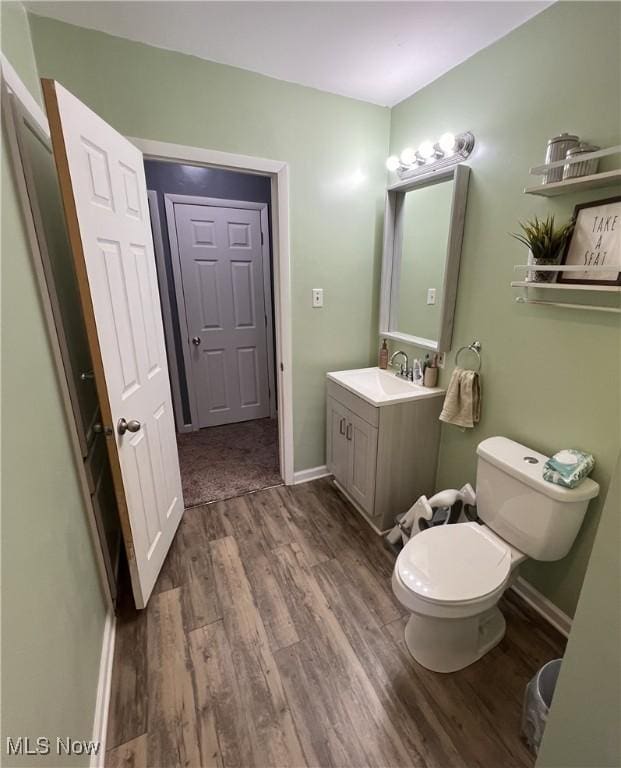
[396,523,512,603]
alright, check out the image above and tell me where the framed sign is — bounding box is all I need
[558,196,621,285]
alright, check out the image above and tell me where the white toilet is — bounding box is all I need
[392,436,599,673]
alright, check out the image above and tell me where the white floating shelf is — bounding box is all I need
[529,145,621,176]
[514,297,621,314]
[524,169,621,197]
[511,280,621,293]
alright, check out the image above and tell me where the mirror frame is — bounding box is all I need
[379,163,470,352]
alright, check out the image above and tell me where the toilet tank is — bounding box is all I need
[476,437,599,561]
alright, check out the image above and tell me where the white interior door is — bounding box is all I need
[43,80,184,608]
[173,203,271,427]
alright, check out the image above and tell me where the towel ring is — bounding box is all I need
[455,341,482,372]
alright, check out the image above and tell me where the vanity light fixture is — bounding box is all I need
[417,140,435,160]
[439,132,457,155]
[399,147,417,166]
[387,131,475,179]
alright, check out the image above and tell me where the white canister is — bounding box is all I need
[544,133,579,183]
[563,143,600,179]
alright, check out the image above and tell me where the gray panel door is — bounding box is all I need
[326,396,349,487]
[347,412,378,516]
[174,203,271,427]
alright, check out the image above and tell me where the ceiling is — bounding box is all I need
[27,1,551,107]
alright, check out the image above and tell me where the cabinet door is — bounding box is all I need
[347,412,378,516]
[326,396,349,487]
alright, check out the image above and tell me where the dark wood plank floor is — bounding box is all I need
[106,478,566,768]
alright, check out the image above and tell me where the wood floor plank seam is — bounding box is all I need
[267,542,415,768]
[106,478,565,768]
[310,556,466,768]
[208,535,307,768]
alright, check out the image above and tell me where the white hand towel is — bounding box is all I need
[439,367,481,428]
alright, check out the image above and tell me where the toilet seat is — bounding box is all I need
[396,522,512,604]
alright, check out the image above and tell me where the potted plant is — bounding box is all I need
[511,215,574,283]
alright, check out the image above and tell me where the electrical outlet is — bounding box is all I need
[312,288,324,308]
[436,352,446,368]
[427,288,437,305]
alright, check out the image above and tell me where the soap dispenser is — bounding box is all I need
[379,339,389,369]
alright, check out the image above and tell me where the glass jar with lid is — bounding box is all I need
[563,142,600,179]
[544,133,579,183]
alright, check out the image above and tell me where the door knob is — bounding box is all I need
[192,336,201,346]
[117,418,141,436]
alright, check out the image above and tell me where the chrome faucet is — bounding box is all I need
[389,350,412,380]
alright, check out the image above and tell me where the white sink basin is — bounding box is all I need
[327,367,445,406]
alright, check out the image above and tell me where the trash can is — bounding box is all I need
[522,658,562,754]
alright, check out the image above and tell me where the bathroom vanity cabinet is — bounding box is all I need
[326,372,444,532]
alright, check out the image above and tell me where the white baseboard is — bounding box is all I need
[91,609,116,767]
[292,465,330,485]
[511,576,572,638]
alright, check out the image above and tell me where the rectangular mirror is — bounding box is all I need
[380,164,470,352]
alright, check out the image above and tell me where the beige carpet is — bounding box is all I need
[176,418,281,507]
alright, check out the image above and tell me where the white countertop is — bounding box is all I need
[327,367,445,407]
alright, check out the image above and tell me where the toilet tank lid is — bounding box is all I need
[476,437,600,503]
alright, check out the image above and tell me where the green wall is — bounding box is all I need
[388,0,620,618]
[537,455,621,768]
[4,3,619,763]
[0,0,41,100]
[1,3,107,764]
[27,13,391,472]
[26,3,619,618]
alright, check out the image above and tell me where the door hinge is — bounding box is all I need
[280,362,284,372]
[126,539,135,561]
[261,230,264,246]
[264,314,268,326]
[93,422,114,437]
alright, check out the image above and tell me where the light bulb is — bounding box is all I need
[439,132,456,154]
[386,155,400,172]
[400,147,416,166]
[418,140,435,160]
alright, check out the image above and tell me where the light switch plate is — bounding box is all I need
[312,288,324,308]
[427,288,437,305]
[437,352,445,368]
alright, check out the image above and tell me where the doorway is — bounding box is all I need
[6,74,294,609]
[145,161,281,507]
